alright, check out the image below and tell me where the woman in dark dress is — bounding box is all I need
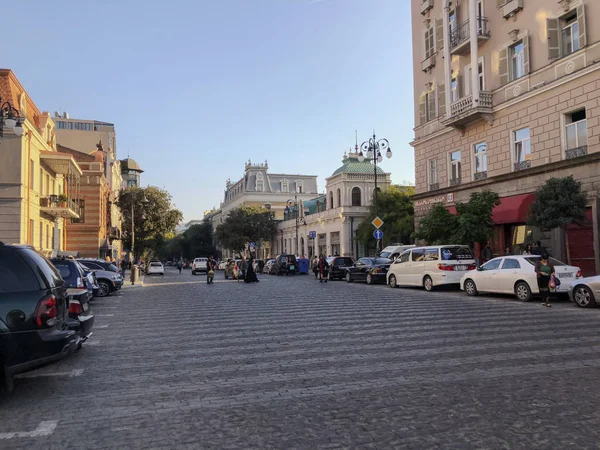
[244,257,259,283]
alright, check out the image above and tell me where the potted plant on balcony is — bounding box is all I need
[57,194,68,208]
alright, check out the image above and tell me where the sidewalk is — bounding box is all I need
[119,270,145,289]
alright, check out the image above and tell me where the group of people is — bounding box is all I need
[221,255,260,284]
[481,240,549,263]
[311,255,330,283]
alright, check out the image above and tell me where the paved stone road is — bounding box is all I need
[2,267,600,449]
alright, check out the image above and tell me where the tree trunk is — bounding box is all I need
[564,225,571,265]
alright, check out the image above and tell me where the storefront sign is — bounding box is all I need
[414,193,454,213]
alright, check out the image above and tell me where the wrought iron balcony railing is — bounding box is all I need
[513,160,531,171]
[565,145,588,159]
[449,17,490,53]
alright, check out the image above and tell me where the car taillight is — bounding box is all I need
[35,295,58,328]
[466,265,477,270]
[69,301,82,315]
[76,277,84,288]
[437,264,455,271]
[576,270,582,278]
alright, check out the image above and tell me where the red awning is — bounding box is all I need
[445,193,535,224]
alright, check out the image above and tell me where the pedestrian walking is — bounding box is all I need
[207,256,216,284]
[177,259,182,274]
[240,256,248,280]
[312,256,319,279]
[318,255,329,283]
[244,257,259,283]
[535,253,555,307]
[481,242,493,263]
[120,259,127,278]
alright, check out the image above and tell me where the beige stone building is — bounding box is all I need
[410,0,600,275]
[0,69,82,255]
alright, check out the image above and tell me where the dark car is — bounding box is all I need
[345,257,393,285]
[77,259,120,273]
[65,288,95,349]
[326,256,355,280]
[77,260,123,297]
[0,243,78,392]
[50,259,93,303]
[274,254,298,275]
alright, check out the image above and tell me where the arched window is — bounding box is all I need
[337,188,341,207]
[351,187,361,206]
[255,173,264,192]
[329,191,334,210]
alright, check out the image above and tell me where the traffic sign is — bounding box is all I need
[249,242,256,249]
[309,231,317,239]
[372,216,384,229]
[373,229,384,240]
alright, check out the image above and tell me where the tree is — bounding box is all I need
[356,185,415,253]
[215,205,277,255]
[414,190,500,247]
[528,176,586,264]
[118,186,183,260]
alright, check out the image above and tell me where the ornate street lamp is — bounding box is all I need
[357,131,392,253]
[0,96,24,138]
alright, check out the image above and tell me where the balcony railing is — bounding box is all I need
[565,145,588,159]
[513,160,531,171]
[39,196,81,219]
[449,177,462,187]
[473,171,488,181]
[449,17,490,55]
[450,92,492,117]
[443,91,493,129]
[429,182,440,191]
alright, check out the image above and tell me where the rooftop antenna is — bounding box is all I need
[355,130,359,152]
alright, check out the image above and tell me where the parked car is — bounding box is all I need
[569,275,600,308]
[460,255,582,302]
[78,261,123,297]
[386,245,476,291]
[77,258,120,273]
[0,242,78,392]
[379,244,416,261]
[218,260,227,271]
[274,254,298,275]
[65,288,95,349]
[253,259,265,274]
[50,258,93,303]
[345,257,393,284]
[264,259,276,275]
[192,257,208,275]
[146,261,165,275]
[326,256,355,280]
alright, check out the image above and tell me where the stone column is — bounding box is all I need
[325,231,332,257]
[314,233,319,258]
[53,218,60,255]
[340,219,348,256]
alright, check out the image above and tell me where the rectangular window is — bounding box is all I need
[465,59,484,96]
[68,122,73,130]
[424,27,435,59]
[565,109,588,158]
[449,150,461,186]
[562,11,580,55]
[510,41,525,80]
[425,91,436,121]
[473,142,487,179]
[513,128,531,170]
[429,159,439,190]
[451,76,458,103]
[282,181,288,193]
[72,199,85,224]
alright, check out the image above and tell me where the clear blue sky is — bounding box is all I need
[3,0,414,222]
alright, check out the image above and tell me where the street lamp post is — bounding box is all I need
[129,189,149,262]
[357,131,392,252]
[284,194,300,256]
[0,96,25,138]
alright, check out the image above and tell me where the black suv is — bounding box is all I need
[326,256,355,280]
[274,254,298,275]
[0,243,77,392]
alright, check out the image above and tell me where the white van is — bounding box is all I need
[379,244,416,261]
[386,245,476,291]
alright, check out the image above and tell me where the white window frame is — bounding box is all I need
[448,150,461,186]
[472,142,488,177]
[511,127,531,170]
[423,27,435,60]
[561,12,580,56]
[428,159,439,189]
[509,40,525,81]
[425,91,436,122]
[563,109,588,152]
[282,179,289,193]
[296,180,303,193]
[464,57,485,96]
[451,75,459,103]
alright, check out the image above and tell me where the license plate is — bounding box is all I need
[82,302,89,312]
[559,273,573,278]
[456,265,467,271]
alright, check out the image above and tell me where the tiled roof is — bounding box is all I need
[331,155,385,176]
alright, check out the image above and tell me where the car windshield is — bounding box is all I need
[524,256,566,266]
[379,251,392,259]
[150,262,161,266]
[107,264,119,272]
[52,262,72,278]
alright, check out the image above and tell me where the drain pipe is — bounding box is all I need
[442,0,452,117]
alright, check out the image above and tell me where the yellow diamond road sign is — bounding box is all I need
[372,216,384,229]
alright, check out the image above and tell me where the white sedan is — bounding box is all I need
[460,255,582,302]
[146,261,165,276]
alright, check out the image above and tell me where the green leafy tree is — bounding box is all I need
[356,185,415,254]
[215,205,277,255]
[414,190,500,247]
[183,222,216,259]
[528,176,586,264]
[118,186,183,260]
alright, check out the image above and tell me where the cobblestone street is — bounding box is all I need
[2,268,600,449]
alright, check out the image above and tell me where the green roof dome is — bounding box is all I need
[331,154,385,176]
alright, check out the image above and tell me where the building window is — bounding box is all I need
[420,89,436,125]
[282,180,288,193]
[449,151,461,186]
[296,181,303,193]
[562,11,580,55]
[473,142,488,180]
[329,191,334,210]
[565,109,588,159]
[511,41,525,80]
[513,128,531,171]
[337,188,341,207]
[72,199,85,223]
[548,7,586,59]
[451,75,458,103]
[428,159,439,191]
[424,27,435,60]
[255,173,264,192]
[351,187,361,206]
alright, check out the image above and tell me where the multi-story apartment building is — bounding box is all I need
[410,0,600,275]
[0,69,82,255]
[54,113,117,156]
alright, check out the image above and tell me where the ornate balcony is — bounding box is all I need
[513,160,531,171]
[565,145,588,159]
[449,177,462,187]
[449,18,491,55]
[473,171,488,181]
[40,196,81,219]
[429,182,440,191]
[442,91,493,130]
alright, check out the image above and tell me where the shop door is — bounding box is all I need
[567,208,595,276]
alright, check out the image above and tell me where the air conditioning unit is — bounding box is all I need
[503,0,523,19]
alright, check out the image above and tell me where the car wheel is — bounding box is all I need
[514,281,532,302]
[464,279,478,296]
[423,275,434,291]
[345,271,352,283]
[97,281,110,297]
[389,274,397,288]
[366,273,373,285]
[573,285,596,308]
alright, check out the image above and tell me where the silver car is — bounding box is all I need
[568,275,600,308]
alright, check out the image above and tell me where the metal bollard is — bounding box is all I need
[130,265,139,285]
